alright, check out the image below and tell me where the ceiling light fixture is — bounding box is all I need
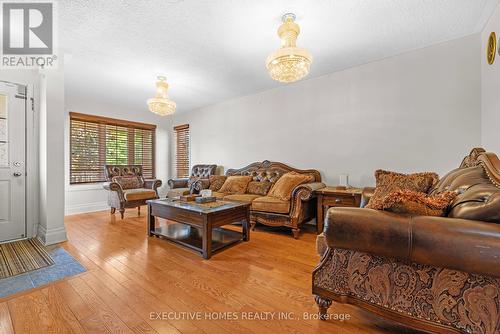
[147,76,176,116]
[266,13,312,83]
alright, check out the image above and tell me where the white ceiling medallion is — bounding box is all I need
[147,76,176,116]
[266,13,313,83]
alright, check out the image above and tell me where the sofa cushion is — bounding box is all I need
[187,176,199,189]
[252,196,290,214]
[219,175,252,194]
[112,176,143,190]
[211,191,227,199]
[381,190,457,216]
[208,175,227,191]
[267,172,313,201]
[123,188,157,201]
[365,169,439,210]
[166,188,190,199]
[223,194,261,203]
[247,181,272,196]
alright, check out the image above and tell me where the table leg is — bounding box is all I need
[147,203,155,236]
[243,207,250,242]
[317,194,324,234]
[202,217,212,259]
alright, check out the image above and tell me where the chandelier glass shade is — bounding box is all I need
[266,13,312,83]
[147,76,176,116]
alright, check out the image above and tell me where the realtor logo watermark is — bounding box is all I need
[1,1,57,68]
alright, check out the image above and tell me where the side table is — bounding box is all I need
[315,187,362,234]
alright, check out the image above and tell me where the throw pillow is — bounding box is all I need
[219,175,253,194]
[112,176,143,190]
[268,172,313,201]
[381,190,458,216]
[208,175,227,191]
[365,169,439,210]
[247,181,272,196]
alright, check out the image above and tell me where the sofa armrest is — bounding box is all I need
[291,182,326,200]
[324,207,500,277]
[167,178,188,189]
[144,179,162,192]
[360,187,375,208]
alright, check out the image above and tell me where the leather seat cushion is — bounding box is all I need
[252,196,290,214]
[223,194,261,203]
[124,188,157,201]
[166,188,190,198]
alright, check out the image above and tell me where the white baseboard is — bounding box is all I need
[65,201,109,216]
[37,225,67,246]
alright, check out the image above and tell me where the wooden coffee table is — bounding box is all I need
[147,198,250,259]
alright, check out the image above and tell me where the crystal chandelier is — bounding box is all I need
[147,76,176,116]
[266,13,313,83]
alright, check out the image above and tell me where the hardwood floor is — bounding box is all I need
[0,207,421,333]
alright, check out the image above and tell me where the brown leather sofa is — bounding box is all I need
[166,164,217,198]
[195,160,325,238]
[313,148,500,334]
[103,165,162,219]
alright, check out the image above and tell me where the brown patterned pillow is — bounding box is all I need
[381,190,458,216]
[219,175,252,194]
[365,170,439,210]
[247,181,272,196]
[268,172,314,201]
[208,175,227,191]
[112,176,143,190]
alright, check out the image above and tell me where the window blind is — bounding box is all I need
[70,112,156,184]
[174,124,190,178]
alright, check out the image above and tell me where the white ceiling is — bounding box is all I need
[60,0,499,114]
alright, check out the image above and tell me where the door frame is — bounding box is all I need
[0,79,38,240]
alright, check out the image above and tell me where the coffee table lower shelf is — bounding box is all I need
[151,223,244,256]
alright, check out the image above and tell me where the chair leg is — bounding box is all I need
[119,209,125,219]
[314,295,332,320]
[292,228,300,239]
[110,207,116,214]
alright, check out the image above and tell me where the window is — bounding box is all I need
[174,124,190,178]
[69,112,156,184]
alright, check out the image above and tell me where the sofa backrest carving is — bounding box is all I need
[226,160,321,183]
[191,164,217,178]
[104,165,143,181]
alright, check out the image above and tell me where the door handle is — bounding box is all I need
[13,172,22,177]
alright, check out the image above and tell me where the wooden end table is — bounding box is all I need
[147,198,250,259]
[315,187,363,234]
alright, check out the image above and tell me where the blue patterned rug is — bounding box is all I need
[0,247,86,299]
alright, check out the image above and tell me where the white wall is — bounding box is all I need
[172,35,482,186]
[481,2,500,153]
[64,94,172,215]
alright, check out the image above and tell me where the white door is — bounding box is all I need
[0,81,26,242]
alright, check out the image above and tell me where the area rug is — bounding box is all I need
[0,238,54,279]
[0,247,86,299]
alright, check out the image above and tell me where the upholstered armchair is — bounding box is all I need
[103,165,162,219]
[167,164,217,198]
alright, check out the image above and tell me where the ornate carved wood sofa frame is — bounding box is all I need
[194,160,325,238]
[312,148,500,334]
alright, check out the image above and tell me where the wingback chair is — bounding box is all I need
[167,164,217,198]
[103,165,162,219]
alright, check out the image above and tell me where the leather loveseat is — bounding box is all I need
[313,148,500,334]
[166,164,217,198]
[194,160,325,238]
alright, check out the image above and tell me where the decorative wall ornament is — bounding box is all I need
[147,76,176,116]
[487,32,496,65]
[266,13,313,83]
